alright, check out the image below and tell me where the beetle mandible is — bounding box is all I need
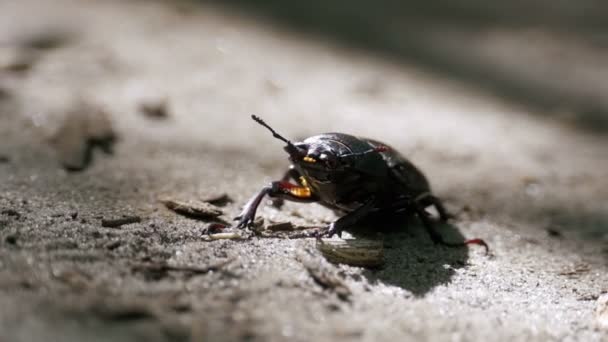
[235,115,487,252]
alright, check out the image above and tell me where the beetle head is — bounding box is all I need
[293,136,356,172]
[295,143,341,170]
[298,137,389,172]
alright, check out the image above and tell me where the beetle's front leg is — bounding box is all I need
[271,166,302,209]
[234,181,317,229]
[324,199,376,238]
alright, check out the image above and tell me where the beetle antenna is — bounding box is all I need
[251,115,290,144]
[251,115,302,155]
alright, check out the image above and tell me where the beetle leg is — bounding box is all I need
[415,193,452,222]
[271,166,302,209]
[234,186,272,229]
[414,203,489,254]
[235,181,317,229]
[414,205,444,243]
[324,199,376,238]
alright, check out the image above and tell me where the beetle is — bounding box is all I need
[235,115,487,252]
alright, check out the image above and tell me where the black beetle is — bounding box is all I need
[235,115,487,252]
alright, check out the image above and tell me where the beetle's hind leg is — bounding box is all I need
[413,203,489,254]
[415,193,453,222]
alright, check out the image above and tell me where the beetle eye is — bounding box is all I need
[320,153,339,168]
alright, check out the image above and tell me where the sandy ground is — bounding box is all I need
[1,0,608,341]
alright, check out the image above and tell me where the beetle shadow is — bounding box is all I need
[349,213,470,297]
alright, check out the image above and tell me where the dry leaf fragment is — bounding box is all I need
[101,216,141,228]
[301,259,351,301]
[317,239,384,267]
[161,198,224,219]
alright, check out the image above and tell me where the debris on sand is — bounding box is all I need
[161,198,224,220]
[316,238,384,268]
[254,224,326,239]
[52,268,92,292]
[267,221,294,232]
[1,30,70,76]
[1,209,21,219]
[0,47,37,74]
[4,234,18,245]
[20,30,71,50]
[139,98,169,120]
[200,193,233,207]
[50,101,117,172]
[300,258,351,302]
[90,300,157,322]
[205,232,246,241]
[101,216,142,228]
[0,87,11,100]
[207,223,228,234]
[132,257,235,276]
[546,227,563,238]
[596,293,608,329]
[558,264,591,277]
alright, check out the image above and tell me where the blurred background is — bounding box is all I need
[1,0,608,341]
[210,0,608,131]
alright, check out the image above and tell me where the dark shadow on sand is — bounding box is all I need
[348,213,471,296]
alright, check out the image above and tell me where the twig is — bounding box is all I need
[255,227,327,239]
[101,216,141,228]
[132,257,235,274]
